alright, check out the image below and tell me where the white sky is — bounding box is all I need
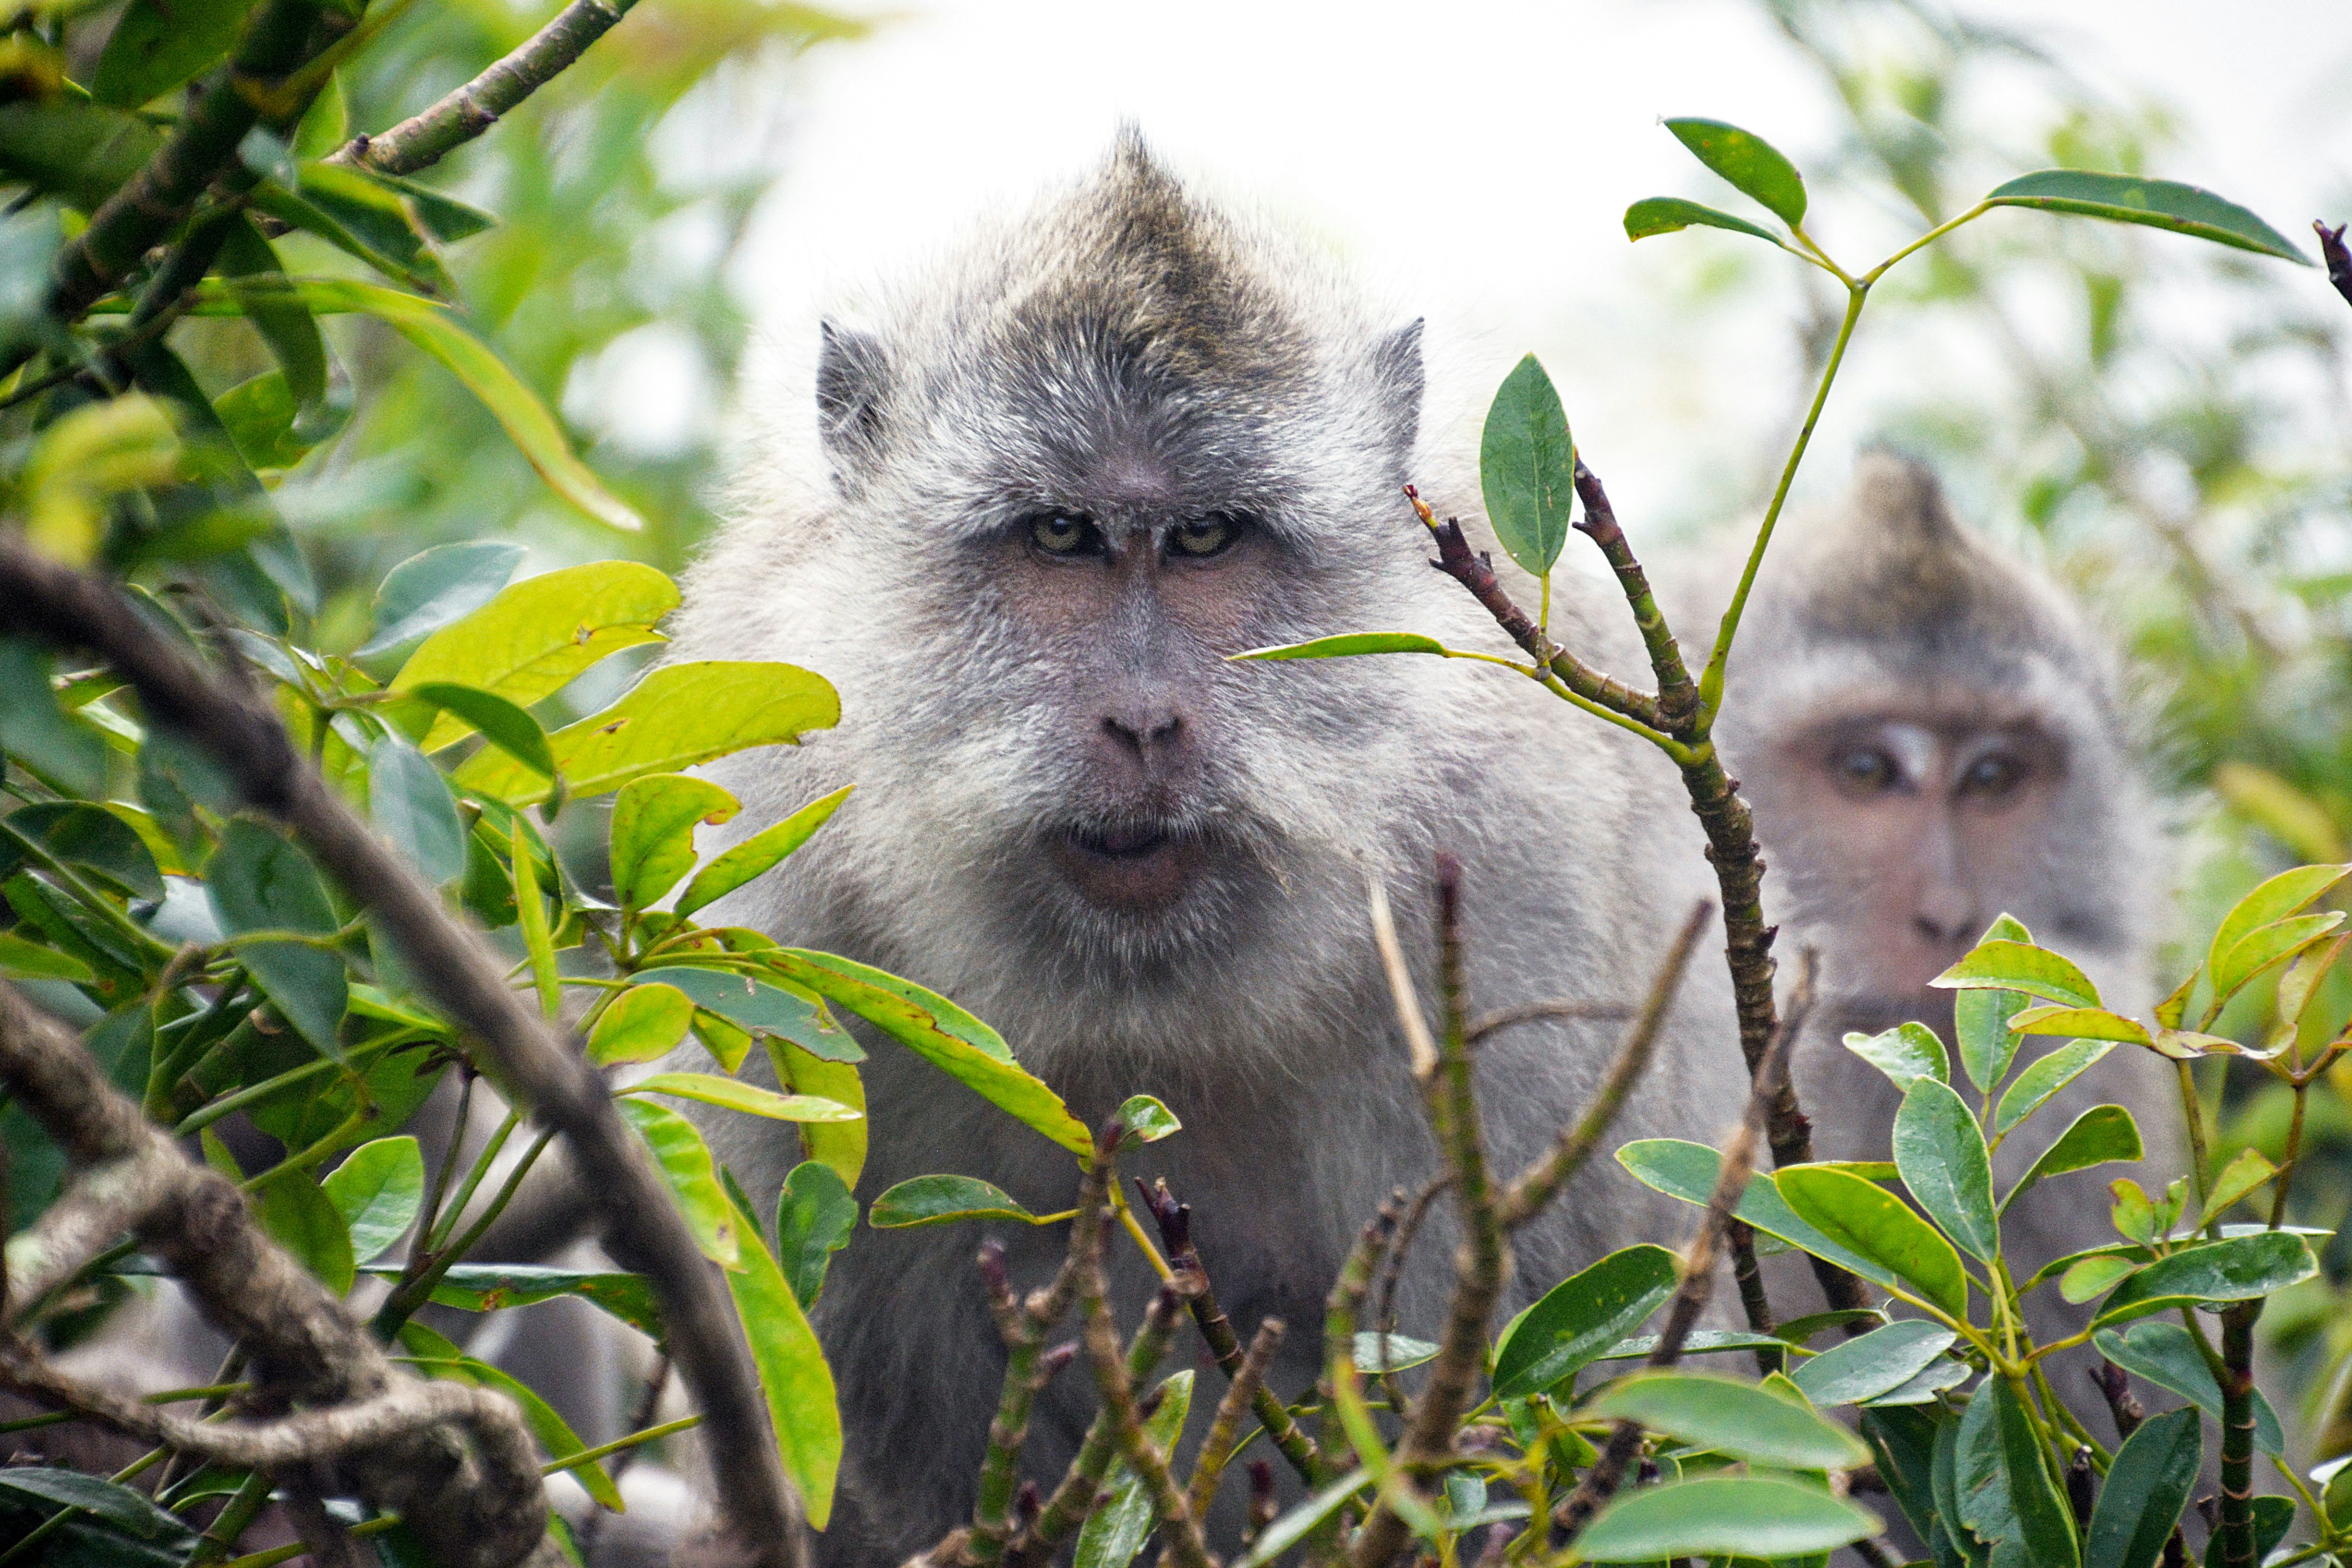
[617,0,2352,542]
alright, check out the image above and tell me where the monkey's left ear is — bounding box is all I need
[1372,317,1425,455]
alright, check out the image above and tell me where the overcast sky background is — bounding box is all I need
[586,0,2352,548]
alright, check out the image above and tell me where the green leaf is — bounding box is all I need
[392,560,677,748]
[2002,1104,2143,1214]
[622,1071,860,1122]
[1623,195,1784,244]
[1479,354,1577,579]
[1843,1023,1949,1093]
[510,816,558,1020]
[1864,1355,1971,1408]
[1617,1139,1910,1301]
[3,800,165,901]
[1992,1040,2115,1136]
[0,99,159,212]
[215,216,332,437]
[322,1135,423,1266]
[1934,939,2100,1011]
[451,661,840,807]
[1231,632,1450,661]
[588,983,697,1066]
[397,684,555,779]
[1984,170,2310,264]
[1353,1332,1441,1373]
[1580,1370,1870,1469]
[1491,1242,1678,1400]
[775,1160,857,1308]
[369,734,468,885]
[398,1325,625,1514]
[632,966,861,1061]
[1593,1328,1796,1363]
[1858,1407,1949,1562]
[676,784,853,917]
[253,1170,356,1296]
[1231,1469,1374,1568]
[767,949,1093,1158]
[720,1182,842,1529]
[218,276,645,531]
[91,0,248,107]
[1776,1165,1971,1318]
[0,1467,198,1547]
[772,1037,866,1190]
[2061,1254,2143,1303]
[1790,1320,1958,1408]
[2200,1148,2277,1223]
[0,929,96,983]
[2091,1323,2283,1455]
[363,1262,664,1342]
[1954,988,2029,1095]
[1956,1378,2080,1568]
[1893,1078,1999,1263]
[1575,1476,1879,1561]
[615,1097,738,1266]
[356,541,525,658]
[2213,912,2347,1005]
[369,169,498,243]
[1115,1094,1181,1142]
[207,816,348,1060]
[2093,1231,2315,1325]
[213,371,309,470]
[2206,863,2349,980]
[610,774,740,912]
[1664,118,1808,225]
[1932,1415,1988,1568]
[2006,1006,2152,1047]
[868,1174,1039,1229]
[1076,1370,1193,1568]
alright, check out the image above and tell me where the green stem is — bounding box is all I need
[2267,1082,2309,1229]
[544,1413,699,1475]
[1697,282,1869,723]
[1859,202,1993,285]
[376,1125,554,1338]
[2176,1060,2214,1209]
[2217,1302,2260,1568]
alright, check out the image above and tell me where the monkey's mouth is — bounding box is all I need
[1051,823,1204,911]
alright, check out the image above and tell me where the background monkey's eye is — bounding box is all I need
[1028,513,1101,556]
[1170,514,1239,558]
[1958,751,2025,799]
[1832,746,1900,793]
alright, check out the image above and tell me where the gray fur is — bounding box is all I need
[673,133,1743,1561]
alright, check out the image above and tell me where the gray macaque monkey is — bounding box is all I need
[1671,452,2180,1347]
[667,133,1749,1562]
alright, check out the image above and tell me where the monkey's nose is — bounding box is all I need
[1101,708,1184,761]
[1912,881,1979,946]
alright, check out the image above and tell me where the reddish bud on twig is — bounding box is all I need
[1034,1343,1077,1386]
[1014,1481,1042,1527]
[976,1239,1012,1304]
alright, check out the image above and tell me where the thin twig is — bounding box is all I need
[329,0,636,178]
[1071,1133,1214,1568]
[1351,856,1509,1568]
[1464,999,1630,1046]
[968,1173,1095,1565]
[1136,1179,1324,1488]
[1365,875,1438,1079]
[0,539,806,1568]
[1181,1318,1284,1536]
[1496,902,1712,1227]
[1554,955,1818,1541]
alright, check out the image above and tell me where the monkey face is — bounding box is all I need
[1761,710,2066,1033]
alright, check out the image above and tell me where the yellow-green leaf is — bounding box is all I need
[721,1184,841,1528]
[675,785,853,917]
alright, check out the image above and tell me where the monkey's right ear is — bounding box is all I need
[816,320,890,476]
[1372,317,1425,456]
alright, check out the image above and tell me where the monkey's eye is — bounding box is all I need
[1831,746,1901,794]
[1028,513,1103,557]
[1169,514,1241,559]
[1958,752,2025,799]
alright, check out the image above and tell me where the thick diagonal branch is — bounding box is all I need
[0,982,548,1568]
[0,538,805,1568]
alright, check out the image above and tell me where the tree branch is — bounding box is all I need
[0,982,549,1568]
[329,0,637,178]
[0,538,806,1568]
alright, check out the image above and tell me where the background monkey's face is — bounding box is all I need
[1765,704,2067,1035]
